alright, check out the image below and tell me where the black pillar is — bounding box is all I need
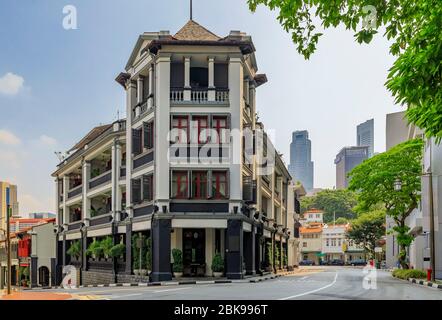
[255,226,262,274]
[55,236,63,285]
[244,226,256,275]
[82,231,88,271]
[125,223,132,274]
[151,218,172,282]
[226,219,243,279]
[50,258,57,287]
[62,234,67,266]
[30,256,38,288]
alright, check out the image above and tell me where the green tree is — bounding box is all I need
[348,138,423,268]
[347,210,386,259]
[248,0,442,140]
[335,217,349,225]
[301,189,358,222]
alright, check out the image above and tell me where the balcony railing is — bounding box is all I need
[170,88,184,102]
[67,185,83,199]
[215,88,229,102]
[89,170,112,190]
[170,87,229,104]
[191,88,208,102]
[89,213,113,226]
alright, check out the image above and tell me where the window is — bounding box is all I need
[172,116,189,143]
[309,214,313,219]
[303,242,307,248]
[172,171,188,199]
[191,171,207,199]
[212,116,229,143]
[143,121,154,149]
[326,239,329,247]
[132,128,142,156]
[132,178,141,204]
[212,171,228,199]
[192,116,209,144]
[142,174,153,202]
[316,214,320,218]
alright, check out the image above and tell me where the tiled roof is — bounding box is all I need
[174,20,220,41]
[300,226,323,234]
[69,124,112,152]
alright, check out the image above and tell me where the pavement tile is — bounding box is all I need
[0,291,72,300]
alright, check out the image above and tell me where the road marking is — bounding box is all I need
[278,272,339,300]
[111,293,144,299]
[153,287,191,293]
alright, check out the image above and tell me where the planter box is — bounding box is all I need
[213,272,223,278]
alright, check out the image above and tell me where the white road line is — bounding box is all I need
[111,293,144,299]
[153,287,191,293]
[299,276,309,280]
[278,272,339,300]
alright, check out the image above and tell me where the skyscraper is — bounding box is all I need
[357,119,374,158]
[335,146,369,189]
[0,181,19,232]
[288,130,314,191]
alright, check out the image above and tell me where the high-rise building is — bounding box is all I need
[0,181,19,232]
[288,131,314,191]
[357,119,374,158]
[335,146,369,189]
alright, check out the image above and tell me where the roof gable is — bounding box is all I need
[174,20,220,41]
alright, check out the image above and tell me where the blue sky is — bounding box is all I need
[0,0,401,215]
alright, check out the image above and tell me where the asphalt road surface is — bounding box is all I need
[37,267,442,300]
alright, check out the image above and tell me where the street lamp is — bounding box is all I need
[394,178,402,191]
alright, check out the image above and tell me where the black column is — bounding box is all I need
[30,257,38,288]
[255,226,262,274]
[62,234,67,266]
[55,236,63,286]
[151,218,172,282]
[50,258,57,287]
[82,232,88,271]
[244,226,256,275]
[125,223,132,274]
[226,219,243,279]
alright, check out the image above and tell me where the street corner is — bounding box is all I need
[0,291,73,300]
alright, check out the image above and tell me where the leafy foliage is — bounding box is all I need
[67,240,81,259]
[86,239,104,259]
[266,242,273,269]
[211,253,225,272]
[346,210,385,258]
[145,237,152,271]
[101,236,114,258]
[248,0,442,140]
[275,244,280,268]
[172,248,183,273]
[348,138,423,268]
[109,243,126,258]
[392,269,426,279]
[301,189,358,222]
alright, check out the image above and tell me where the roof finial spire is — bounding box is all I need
[190,0,193,20]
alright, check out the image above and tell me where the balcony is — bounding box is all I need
[170,87,229,104]
[89,213,113,227]
[67,185,83,199]
[89,170,112,190]
[132,100,153,122]
[133,151,154,170]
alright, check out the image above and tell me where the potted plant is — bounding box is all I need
[101,236,114,261]
[110,243,126,259]
[86,239,104,260]
[172,249,183,278]
[211,253,224,277]
[67,240,81,261]
[145,237,152,274]
[275,245,280,271]
[266,243,273,272]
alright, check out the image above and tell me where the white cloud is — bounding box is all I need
[0,129,21,145]
[0,72,24,95]
[0,150,22,169]
[39,134,57,146]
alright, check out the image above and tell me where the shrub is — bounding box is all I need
[86,239,104,259]
[101,236,114,258]
[393,269,426,280]
[67,240,81,259]
[172,249,183,273]
[275,245,280,268]
[146,237,152,270]
[211,253,224,272]
[110,243,126,258]
[266,243,273,268]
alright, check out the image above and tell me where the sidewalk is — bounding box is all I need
[0,289,73,300]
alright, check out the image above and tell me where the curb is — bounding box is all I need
[409,278,442,290]
[24,272,298,290]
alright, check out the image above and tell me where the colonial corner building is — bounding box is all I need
[52,20,304,285]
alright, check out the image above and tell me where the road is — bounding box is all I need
[35,267,442,300]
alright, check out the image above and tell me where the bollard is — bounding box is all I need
[427,269,432,282]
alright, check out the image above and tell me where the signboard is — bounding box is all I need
[375,247,383,253]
